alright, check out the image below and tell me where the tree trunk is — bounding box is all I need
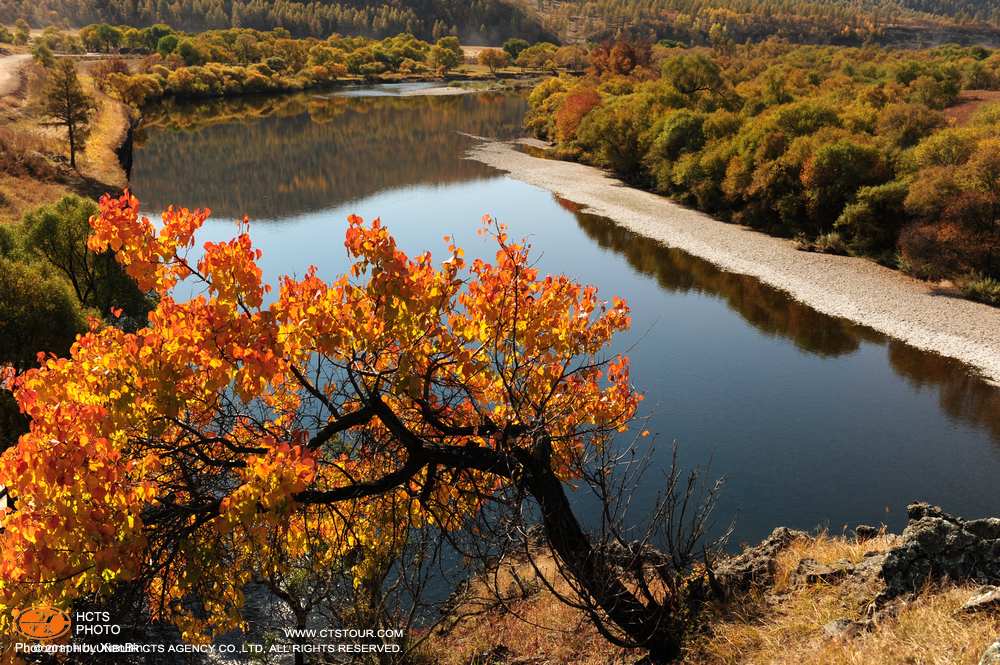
[68,122,76,169]
[522,457,681,663]
[293,609,307,665]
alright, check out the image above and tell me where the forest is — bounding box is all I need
[511,0,1000,46]
[527,40,1000,304]
[5,0,1000,46]
[0,0,555,44]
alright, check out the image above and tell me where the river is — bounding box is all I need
[130,87,1000,547]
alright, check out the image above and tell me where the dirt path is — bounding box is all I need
[467,139,1000,385]
[0,53,30,97]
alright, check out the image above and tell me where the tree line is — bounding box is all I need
[1,0,555,44]
[508,0,1000,46]
[528,40,1000,304]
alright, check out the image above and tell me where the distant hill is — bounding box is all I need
[5,0,1000,49]
[1,0,556,45]
[506,0,1000,46]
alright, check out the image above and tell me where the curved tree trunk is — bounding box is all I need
[522,458,681,663]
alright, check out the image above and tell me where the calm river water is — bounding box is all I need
[131,87,1000,547]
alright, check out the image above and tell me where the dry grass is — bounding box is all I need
[425,533,1000,665]
[699,582,999,665]
[0,174,70,224]
[423,547,638,664]
[0,58,128,224]
[77,70,129,190]
[771,529,900,592]
[944,90,1000,126]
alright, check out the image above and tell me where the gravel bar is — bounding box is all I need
[467,139,1000,385]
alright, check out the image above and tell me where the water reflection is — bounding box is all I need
[134,91,527,220]
[131,88,1000,541]
[888,342,1000,442]
[564,199,1000,450]
[565,201,882,358]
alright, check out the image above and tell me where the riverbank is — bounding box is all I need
[0,53,130,224]
[467,139,1000,385]
[425,504,1000,664]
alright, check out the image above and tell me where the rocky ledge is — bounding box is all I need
[722,502,1000,664]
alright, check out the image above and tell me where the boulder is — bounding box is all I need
[879,503,1000,604]
[822,618,865,640]
[854,524,880,541]
[714,527,807,595]
[794,558,856,585]
[962,586,1000,614]
[981,639,1000,665]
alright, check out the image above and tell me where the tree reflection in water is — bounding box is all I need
[566,199,1000,446]
[133,91,528,220]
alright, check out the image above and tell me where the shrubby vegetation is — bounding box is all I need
[76,28,473,105]
[0,195,154,448]
[528,40,1000,297]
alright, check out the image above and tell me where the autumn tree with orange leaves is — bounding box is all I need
[0,193,723,663]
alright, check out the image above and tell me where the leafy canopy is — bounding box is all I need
[0,193,638,640]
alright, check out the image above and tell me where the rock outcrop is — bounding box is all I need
[878,503,1000,603]
[962,586,1000,614]
[714,527,807,595]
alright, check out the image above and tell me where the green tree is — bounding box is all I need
[801,139,887,227]
[31,42,55,68]
[0,257,86,373]
[41,60,95,169]
[835,181,910,255]
[13,19,29,45]
[503,37,529,61]
[156,33,179,58]
[429,39,462,73]
[80,23,122,52]
[0,257,88,450]
[662,53,723,97]
[20,195,154,322]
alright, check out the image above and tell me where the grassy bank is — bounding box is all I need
[0,53,129,224]
[425,531,1000,664]
[526,42,1000,306]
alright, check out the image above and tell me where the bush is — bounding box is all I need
[554,87,601,143]
[800,138,887,227]
[835,180,910,255]
[876,102,944,149]
[0,257,87,371]
[960,274,1000,306]
[0,224,17,257]
[575,94,655,179]
[516,43,558,69]
[20,195,153,322]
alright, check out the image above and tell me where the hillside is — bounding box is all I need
[0,0,556,44]
[426,505,1000,665]
[507,0,1000,46]
[8,0,1000,46]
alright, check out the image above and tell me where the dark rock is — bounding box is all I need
[962,586,1000,614]
[854,524,880,541]
[714,527,807,595]
[823,618,865,640]
[981,639,1000,665]
[794,558,856,585]
[878,503,1000,605]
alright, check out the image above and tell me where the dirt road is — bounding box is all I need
[0,53,30,97]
